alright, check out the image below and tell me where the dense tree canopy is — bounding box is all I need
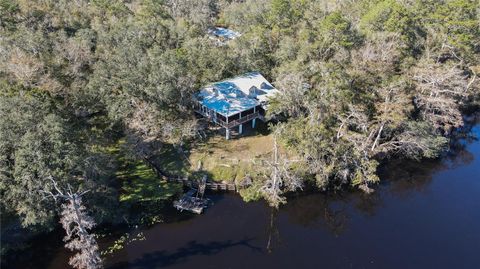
[1,0,479,227]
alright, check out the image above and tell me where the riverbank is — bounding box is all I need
[6,119,479,269]
[3,114,478,269]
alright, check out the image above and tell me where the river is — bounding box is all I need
[8,121,480,269]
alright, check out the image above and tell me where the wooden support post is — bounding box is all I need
[252,106,257,128]
[237,111,243,134]
[226,128,231,140]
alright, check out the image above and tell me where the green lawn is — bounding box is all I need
[157,122,275,183]
[109,141,183,203]
[155,145,190,177]
[105,122,278,203]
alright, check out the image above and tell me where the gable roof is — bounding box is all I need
[222,72,279,104]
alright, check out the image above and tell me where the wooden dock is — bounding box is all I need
[144,156,247,192]
[168,176,238,192]
[143,156,250,214]
[173,189,210,214]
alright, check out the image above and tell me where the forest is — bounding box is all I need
[0,0,479,268]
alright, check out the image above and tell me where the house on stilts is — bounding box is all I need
[193,72,279,139]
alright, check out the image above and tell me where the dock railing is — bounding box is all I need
[145,154,248,193]
[170,176,237,191]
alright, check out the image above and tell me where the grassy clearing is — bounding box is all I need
[189,133,273,182]
[156,121,276,183]
[105,122,277,203]
[155,145,190,177]
[109,141,182,203]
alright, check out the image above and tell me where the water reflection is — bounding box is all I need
[381,135,476,197]
[265,209,280,253]
[282,194,350,236]
[278,118,478,242]
[6,117,479,269]
[110,238,262,269]
[101,117,480,268]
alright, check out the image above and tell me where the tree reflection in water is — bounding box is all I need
[282,194,350,236]
[276,116,478,241]
[265,209,280,253]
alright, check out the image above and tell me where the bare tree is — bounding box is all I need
[260,127,303,208]
[43,178,102,269]
[376,121,448,159]
[5,48,45,88]
[350,32,405,79]
[273,72,310,118]
[411,59,469,134]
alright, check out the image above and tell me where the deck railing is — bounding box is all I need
[195,109,260,129]
[224,112,259,128]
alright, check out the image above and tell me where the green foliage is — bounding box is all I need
[0,88,70,226]
[101,232,146,256]
[238,181,264,202]
[1,0,478,220]
[402,121,449,159]
[0,0,19,30]
[0,86,117,227]
[351,159,380,187]
[431,0,480,60]
[268,0,301,28]
[360,0,420,52]
[360,0,402,32]
[319,12,359,49]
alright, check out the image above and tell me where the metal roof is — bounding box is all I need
[196,72,279,117]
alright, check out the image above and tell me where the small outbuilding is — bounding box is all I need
[207,27,241,45]
[194,72,279,139]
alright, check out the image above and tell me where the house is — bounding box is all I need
[194,72,279,139]
[207,27,241,45]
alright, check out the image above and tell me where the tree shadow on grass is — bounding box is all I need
[109,238,262,269]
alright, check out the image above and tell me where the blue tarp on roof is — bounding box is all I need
[196,72,279,117]
[197,81,259,117]
[208,27,241,40]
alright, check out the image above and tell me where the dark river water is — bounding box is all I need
[8,121,480,269]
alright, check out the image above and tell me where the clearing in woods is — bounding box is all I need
[157,121,276,183]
